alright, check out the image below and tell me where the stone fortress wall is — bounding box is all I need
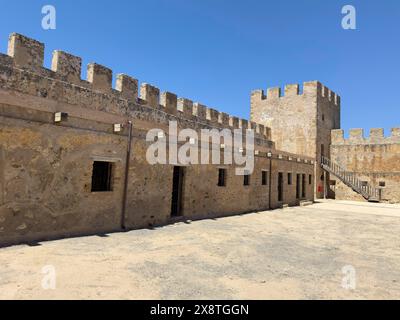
[330,129,400,203]
[250,81,340,199]
[0,33,315,246]
[250,80,400,204]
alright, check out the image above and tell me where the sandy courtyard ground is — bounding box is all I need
[0,200,399,300]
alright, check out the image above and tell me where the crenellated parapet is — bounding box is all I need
[0,33,272,141]
[116,74,138,101]
[251,81,340,107]
[332,128,400,145]
[8,33,45,71]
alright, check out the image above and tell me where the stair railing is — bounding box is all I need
[321,156,380,201]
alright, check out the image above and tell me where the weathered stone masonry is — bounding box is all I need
[330,129,400,203]
[250,81,400,204]
[0,33,314,246]
[250,82,340,200]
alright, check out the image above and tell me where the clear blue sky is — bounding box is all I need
[0,0,399,135]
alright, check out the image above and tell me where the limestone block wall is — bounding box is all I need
[0,33,315,246]
[330,129,400,203]
[0,115,126,244]
[250,82,340,199]
[181,155,314,217]
[270,156,314,208]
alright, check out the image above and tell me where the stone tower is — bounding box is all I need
[250,81,341,198]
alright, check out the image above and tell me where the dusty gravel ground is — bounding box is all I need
[0,199,399,300]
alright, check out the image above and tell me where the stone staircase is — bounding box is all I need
[321,156,381,202]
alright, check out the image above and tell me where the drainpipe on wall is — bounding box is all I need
[121,121,133,230]
[268,157,272,210]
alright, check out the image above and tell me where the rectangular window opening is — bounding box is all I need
[244,172,251,186]
[218,168,227,187]
[91,161,113,192]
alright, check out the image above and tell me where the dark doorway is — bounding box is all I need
[262,170,268,185]
[296,174,300,199]
[287,173,292,185]
[278,172,283,202]
[91,161,113,192]
[302,174,306,198]
[171,166,184,217]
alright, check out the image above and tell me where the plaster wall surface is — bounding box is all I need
[0,33,314,246]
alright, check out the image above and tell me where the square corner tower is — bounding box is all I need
[250,81,341,198]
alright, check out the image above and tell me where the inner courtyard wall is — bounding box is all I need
[330,129,400,203]
[0,33,314,246]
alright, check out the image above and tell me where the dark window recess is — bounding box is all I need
[302,174,306,198]
[322,114,325,121]
[244,173,250,186]
[262,171,268,185]
[278,172,284,202]
[361,181,368,187]
[218,169,227,187]
[91,161,113,192]
[309,174,312,185]
[379,181,386,187]
[288,173,292,185]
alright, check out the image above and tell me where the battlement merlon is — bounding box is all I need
[116,74,138,101]
[331,128,400,145]
[8,33,44,71]
[51,50,82,84]
[0,32,273,140]
[87,63,113,92]
[331,129,345,144]
[160,91,178,115]
[349,128,364,143]
[251,81,341,106]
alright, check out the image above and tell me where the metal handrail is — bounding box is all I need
[321,156,380,201]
